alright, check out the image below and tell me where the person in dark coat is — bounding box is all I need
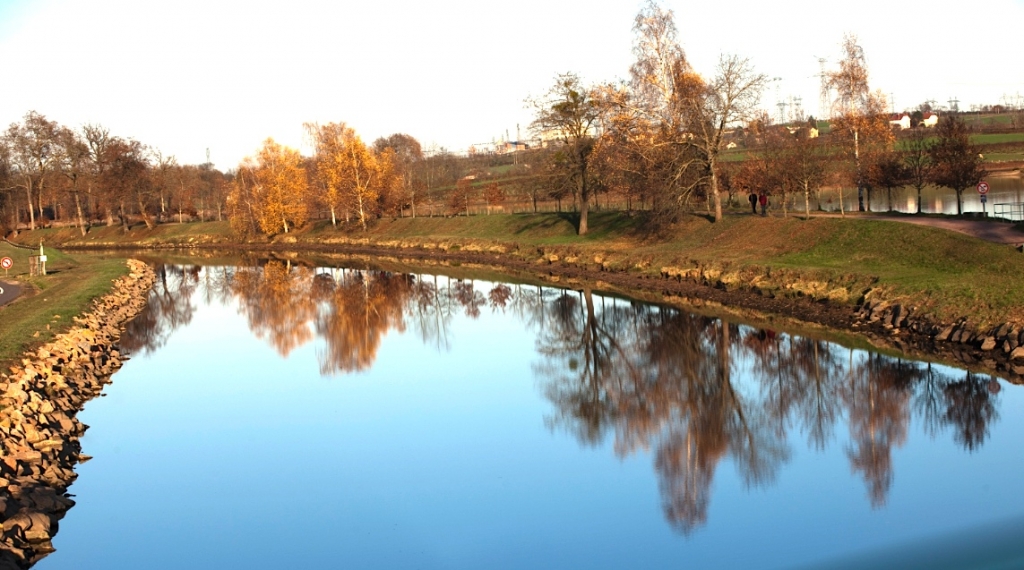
[748,190,758,214]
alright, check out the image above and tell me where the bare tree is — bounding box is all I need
[826,34,892,214]
[930,115,987,215]
[904,127,934,214]
[55,127,92,235]
[529,73,601,235]
[5,111,60,230]
[675,55,767,222]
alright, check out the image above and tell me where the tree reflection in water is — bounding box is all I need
[122,263,1003,533]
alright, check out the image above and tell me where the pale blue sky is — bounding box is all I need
[1,0,1022,169]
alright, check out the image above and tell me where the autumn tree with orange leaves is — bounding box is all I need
[228,138,309,237]
[826,34,894,214]
[306,122,398,230]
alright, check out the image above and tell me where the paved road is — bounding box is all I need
[801,212,1024,246]
[864,216,1024,246]
[0,280,21,307]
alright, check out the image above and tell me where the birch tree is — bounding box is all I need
[306,122,391,231]
[231,138,308,236]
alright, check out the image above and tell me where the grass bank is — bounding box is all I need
[0,241,129,365]
[14,211,1024,328]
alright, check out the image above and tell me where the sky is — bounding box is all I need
[1,0,1022,170]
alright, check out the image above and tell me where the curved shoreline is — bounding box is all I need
[0,260,154,567]
[71,240,1024,383]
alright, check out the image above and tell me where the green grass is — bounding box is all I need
[965,114,1014,128]
[984,152,1024,162]
[0,243,129,366]
[13,211,1024,328]
[972,132,1024,145]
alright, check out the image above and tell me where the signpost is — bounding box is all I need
[0,256,12,278]
[978,181,990,216]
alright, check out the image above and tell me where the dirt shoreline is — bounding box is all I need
[63,240,1024,383]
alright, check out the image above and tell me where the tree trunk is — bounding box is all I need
[854,129,864,212]
[804,181,811,220]
[357,195,367,231]
[330,206,337,226]
[578,158,590,235]
[74,192,87,236]
[25,184,35,231]
[711,159,723,222]
[138,196,154,229]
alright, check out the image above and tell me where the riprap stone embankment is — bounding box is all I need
[0,259,154,568]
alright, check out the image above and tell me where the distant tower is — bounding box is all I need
[815,56,830,120]
[792,96,804,123]
[206,148,211,166]
[773,77,784,124]
[947,97,960,112]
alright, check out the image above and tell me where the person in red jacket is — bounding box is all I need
[758,191,768,216]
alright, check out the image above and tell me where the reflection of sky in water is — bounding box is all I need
[809,177,1024,217]
[41,265,1024,569]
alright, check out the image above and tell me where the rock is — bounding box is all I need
[0,259,155,560]
[1011,347,1024,360]
[22,512,51,543]
[981,337,997,351]
[935,324,955,342]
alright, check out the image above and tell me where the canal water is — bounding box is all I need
[805,175,1024,218]
[39,262,1024,569]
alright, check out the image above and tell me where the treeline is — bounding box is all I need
[2,1,991,238]
[224,1,991,239]
[524,2,989,233]
[0,111,232,234]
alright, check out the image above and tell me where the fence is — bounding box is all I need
[993,203,1024,222]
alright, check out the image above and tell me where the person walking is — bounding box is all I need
[748,190,758,214]
[758,191,768,216]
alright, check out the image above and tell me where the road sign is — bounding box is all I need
[977,181,990,195]
[981,194,988,204]
[0,257,12,270]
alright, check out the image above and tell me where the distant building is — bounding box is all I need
[494,141,529,154]
[921,112,939,127]
[889,113,912,130]
[726,141,738,149]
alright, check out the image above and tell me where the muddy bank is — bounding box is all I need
[0,260,153,568]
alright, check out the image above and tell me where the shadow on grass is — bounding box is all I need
[511,212,579,236]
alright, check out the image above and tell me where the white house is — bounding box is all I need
[889,113,911,130]
[921,112,939,127]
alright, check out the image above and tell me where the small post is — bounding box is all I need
[38,241,47,276]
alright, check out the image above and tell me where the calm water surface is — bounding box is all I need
[39,261,1024,569]
[806,176,1024,217]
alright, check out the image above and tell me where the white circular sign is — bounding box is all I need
[977,181,989,195]
[0,257,12,270]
